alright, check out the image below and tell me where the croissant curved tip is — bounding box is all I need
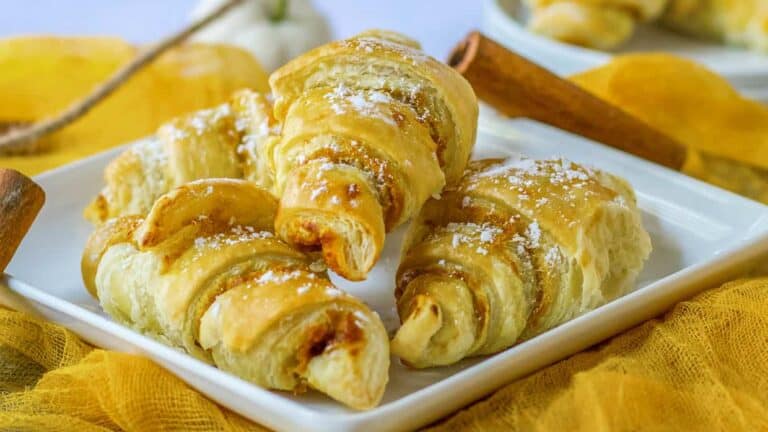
[276,162,386,281]
[276,210,384,281]
[81,215,143,298]
[305,345,389,410]
[304,318,389,410]
[391,294,443,367]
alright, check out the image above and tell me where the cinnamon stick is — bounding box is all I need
[449,31,687,170]
[0,169,45,272]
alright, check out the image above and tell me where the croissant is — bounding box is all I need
[526,0,669,49]
[391,156,651,368]
[267,30,478,280]
[84,89,277,224]
[661,0,768,52]
[82,178,389,409]
[524,0,668,49]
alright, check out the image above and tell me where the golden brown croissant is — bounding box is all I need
[82,178,389,409]
[84,89,277,224]
[661,0,768,52]
[267,30,478,280]
[524,0,668,49]
[391,156,651,368]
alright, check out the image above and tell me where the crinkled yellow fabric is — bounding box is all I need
[430,278,768,431]
[0,307,265,432]
[3,278,768,431]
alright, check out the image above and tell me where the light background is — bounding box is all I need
[0,1,482,59]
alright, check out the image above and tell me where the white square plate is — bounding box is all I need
[4,113,768,432]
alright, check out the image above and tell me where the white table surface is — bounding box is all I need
[0,0,481,59]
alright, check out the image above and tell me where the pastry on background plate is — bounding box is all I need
[661,0,768,52]
[524,0,667,49]
[524,0,768,53]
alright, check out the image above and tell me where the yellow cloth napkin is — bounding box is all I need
[429,278,768,431]
[0,306,263,431]
[3,278,767,431]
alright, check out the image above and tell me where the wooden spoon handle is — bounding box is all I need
[449,31,687,170]
[0,169,45,272]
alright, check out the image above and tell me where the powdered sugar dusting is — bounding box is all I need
[310,181,328,201]
[256,269,306,284]
[325,287,344,297]
[167,103,233,142]
[236,116,279,158]
[192,225,273,252]
[467,155,608,221]
[347,36,429,66]
[544,246,562,266]
[323,85,399,126]
[526,222,541,248]
[441,222,503,252]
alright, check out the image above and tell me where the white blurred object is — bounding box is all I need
[190,0,331,72]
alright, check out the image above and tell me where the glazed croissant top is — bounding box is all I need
[84,89,277,224]
[82,179,389,409]
[392,156,651,368]
[270,29,478,184]
[267,30,478,280]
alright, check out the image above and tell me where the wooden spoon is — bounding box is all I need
[448,31,688,170]
[0,169,45,272]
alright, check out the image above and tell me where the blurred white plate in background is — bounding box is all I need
[483,0,768,102]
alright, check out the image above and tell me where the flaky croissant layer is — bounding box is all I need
[84,89,278,225]
[392,156,651,368]
[83,179,389,409]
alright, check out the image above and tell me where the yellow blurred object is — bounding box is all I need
[0,36,269,175]
[571,54,768,169]
[571,54,768,203]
